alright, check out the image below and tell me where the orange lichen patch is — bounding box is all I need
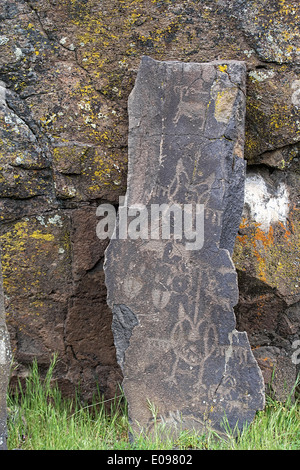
[277,220,293,241]
[236,233,248,245]
[233,208,300,298]
[254,294,270,318]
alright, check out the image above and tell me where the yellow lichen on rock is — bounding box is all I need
[234,209,300,300]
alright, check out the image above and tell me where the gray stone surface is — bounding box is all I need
[104,57,265,436]
[0,257,11,450]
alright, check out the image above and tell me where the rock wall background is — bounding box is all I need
[0,0,299,401]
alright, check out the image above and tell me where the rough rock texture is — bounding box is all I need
[0,0,299,401]
[233,164,300,399]
[104,57,265,435]
[0,258,11,450]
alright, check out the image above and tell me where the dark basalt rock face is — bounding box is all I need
[104,57,265,436]
[0,260,11,450]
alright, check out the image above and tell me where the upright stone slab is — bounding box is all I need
[104,57,265,435]
[0,258,11,450]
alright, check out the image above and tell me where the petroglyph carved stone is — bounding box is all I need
[104,57,265,435]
